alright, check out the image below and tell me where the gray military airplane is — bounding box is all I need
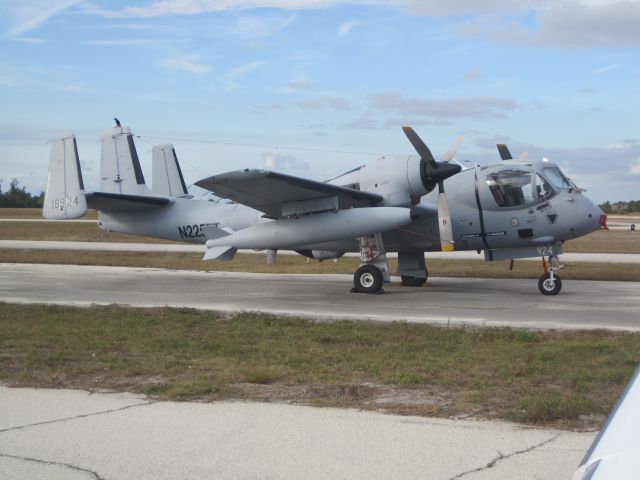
[44,122,605,295]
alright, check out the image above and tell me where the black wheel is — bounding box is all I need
[538,273,562,295]
[353,265,383,293]
[401,276,426,287]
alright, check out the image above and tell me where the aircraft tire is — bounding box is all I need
[538,273,562,295]
[354,265,383,293]
[401,275,427,287]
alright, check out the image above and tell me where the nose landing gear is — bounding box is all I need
[538,254,564,295]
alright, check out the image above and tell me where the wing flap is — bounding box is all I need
[195,169,382,218]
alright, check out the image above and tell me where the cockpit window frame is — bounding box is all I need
[485,168,538,209]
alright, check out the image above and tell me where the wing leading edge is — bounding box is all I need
[195,169,383,218]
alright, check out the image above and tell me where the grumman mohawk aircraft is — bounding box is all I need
[44,121,605,295]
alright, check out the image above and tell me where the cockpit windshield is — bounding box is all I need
[486,169,536,207]
[543,167,572,190]
[486,167,559,208]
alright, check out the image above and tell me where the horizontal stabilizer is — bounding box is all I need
[86,192,172,212]
[203,245,237,261]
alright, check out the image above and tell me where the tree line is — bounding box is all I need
[0,179,44,208]
[599,200,640,214]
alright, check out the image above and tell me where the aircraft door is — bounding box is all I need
[473,166,539,249]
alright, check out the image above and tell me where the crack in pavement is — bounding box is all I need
[0,401,153,434]
[448,433,561,479]
[0,452,106,480]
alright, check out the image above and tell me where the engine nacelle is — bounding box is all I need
[295,249,345,260]
[331,155,437,206]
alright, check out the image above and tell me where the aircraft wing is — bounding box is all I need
[86,192,172,212]
[574,365,640,480]
[195,169,383,218]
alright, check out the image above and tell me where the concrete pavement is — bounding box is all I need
[0,386,595,480]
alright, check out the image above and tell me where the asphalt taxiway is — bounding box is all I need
[0,386,594,480]
[1,263,639,330]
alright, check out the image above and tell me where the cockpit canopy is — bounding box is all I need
[485,164,572,208]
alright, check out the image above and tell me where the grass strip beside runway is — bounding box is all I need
[1,302,638,429]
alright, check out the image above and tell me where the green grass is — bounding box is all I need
[1,302,638,428]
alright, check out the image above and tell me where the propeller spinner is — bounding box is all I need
[402,127,461,252]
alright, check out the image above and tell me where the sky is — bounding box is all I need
[1,0,639,203]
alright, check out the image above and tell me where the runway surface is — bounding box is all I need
[2,263,639,330]
[0,386,593,480]
[2,239,639,263]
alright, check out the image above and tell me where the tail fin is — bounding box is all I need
[43,134,88,219]
[152,144,189,197]
[100,125,150,195]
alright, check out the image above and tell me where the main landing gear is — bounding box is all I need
[398,251,428,287]
[352,234,389,294]
[538,253,564,295]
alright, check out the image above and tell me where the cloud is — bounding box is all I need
[595,63,623,74]
[84,39,165,46]
[234,12,296,38]
[10,36,49,44]
[222,61,264,91]
[297,95,353,111]
[337,19,360,36]
[3,0,84,37]
[368,91,519,120]
[90,1,376,18]
[462,68,481,81]
[453,1,640,48]
[262,151,309,171]
[402,0,526,16]
[342,112,378,130]
[468,137,640,191]
[158,52,212,75]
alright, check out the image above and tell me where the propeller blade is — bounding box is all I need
[497,144,513,160]
[402,126,437,168]
[441,135,464,163]
[437,182,454,252]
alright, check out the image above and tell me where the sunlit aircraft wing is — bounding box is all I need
[574,366,640,479]
[195,169,382,218]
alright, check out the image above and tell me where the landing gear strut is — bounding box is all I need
[538,253,564,295]
[352,234,389,294]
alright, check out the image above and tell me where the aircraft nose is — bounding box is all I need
[582,196,605,234]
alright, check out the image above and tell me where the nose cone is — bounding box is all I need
[571,194,604,237]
